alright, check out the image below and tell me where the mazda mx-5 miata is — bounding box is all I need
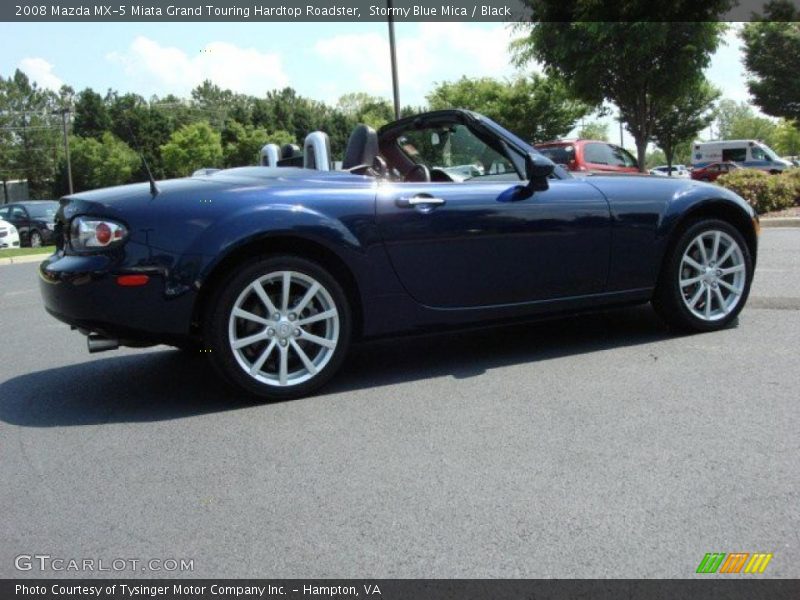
[40,110,759,400]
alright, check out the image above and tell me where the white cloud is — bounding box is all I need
[106,36,289,97]
[17,57,63,91]
[313,23,525,106]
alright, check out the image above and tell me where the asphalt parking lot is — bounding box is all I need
[1,228,798,579]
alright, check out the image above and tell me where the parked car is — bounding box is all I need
[691,161,742,182]
[40,109,758,401]
[692,140,792,173]
[782,156,800,167]
[0,219,20,250]
[0,201,58,247]
[535,139,640,174]
[650,164,691,178]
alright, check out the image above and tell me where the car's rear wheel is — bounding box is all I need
[204,255,352,400]
[653,219,753,332]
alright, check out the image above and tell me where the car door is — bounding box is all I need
[7,205,30,242]
[376,178,611,308]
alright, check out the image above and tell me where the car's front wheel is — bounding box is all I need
[204,255,352,400]
[653,219,753,332]
[29,230,43,248]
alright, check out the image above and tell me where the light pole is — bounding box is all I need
[54,107,73,194]
[387,0,400,120]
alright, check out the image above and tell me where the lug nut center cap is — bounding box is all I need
[277,322,292,339]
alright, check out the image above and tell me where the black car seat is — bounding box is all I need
[342,124,379,171]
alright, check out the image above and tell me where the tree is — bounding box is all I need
[772,119,800,156]
[221,120,294,167]
[715,99,778,144]
[427,74,592,143]
[336,92,394,129]
[513,6,730,170]
[741,1,800,122]
[652,78,720,173]
[73,88,111,140]
[0,69,61,197]
[160,121,223,177]
[63,132,139,193]
[577,120,608,141]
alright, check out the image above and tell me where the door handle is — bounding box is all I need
[395,195,446,209]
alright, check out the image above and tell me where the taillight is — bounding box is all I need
[70,216,127,251]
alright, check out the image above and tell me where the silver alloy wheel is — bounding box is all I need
[228,270,339,387]
[679,230,746,321]
[30,231,42,247]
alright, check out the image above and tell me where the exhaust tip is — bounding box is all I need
[87,334,119,354]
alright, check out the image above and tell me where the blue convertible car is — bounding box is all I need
[40,110,758,400]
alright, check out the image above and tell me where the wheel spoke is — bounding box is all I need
[281,272,291,312]
[253,281,279,316]
[232,307,271,326]
[721,264,744,276]
[688,285,705,308]
[713,286,728,314]
[300,330,336,349]
[278,345,288,385]
[717,243,736,265]
[718,279,741,295]
[290,340,318,375]
[711,231,721,263]
[298,309,337,326]
[233,331,268,349]
[704,287,712,318]
[696,236,709,265]
[682,256,704,272]
[250,340,276,375]
[680,275,703,288]
[293,282,320,314]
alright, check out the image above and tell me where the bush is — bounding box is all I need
[780,168,800,204]
[716,168,796,214]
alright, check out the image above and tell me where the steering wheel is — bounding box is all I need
[405,164,431,183]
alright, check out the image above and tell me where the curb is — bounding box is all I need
[0,252,51,266]
[761,217,800,228]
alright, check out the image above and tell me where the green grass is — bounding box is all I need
[0,245,55,258]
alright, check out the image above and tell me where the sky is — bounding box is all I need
[0,21,754,149]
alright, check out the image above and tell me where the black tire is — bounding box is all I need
[203,255,352,401]
[653,218,753,332]
[29,229,43,248]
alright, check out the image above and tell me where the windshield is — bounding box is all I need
[755,143,781,162]
[25,202,58,219]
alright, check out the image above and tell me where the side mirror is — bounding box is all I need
[518,152,553,197]
[497,152,555,203]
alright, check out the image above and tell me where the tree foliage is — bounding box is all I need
[160,121,223,177]
[577,120,609,141]
[514,4,730,170]
[652,78,720,171]
[741,1,800,122]
[427,74,592,143]
[66,132,140,192]
[715,98,778,143]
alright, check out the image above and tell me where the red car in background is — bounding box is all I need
[535,139,640,174]
[690,161,741,182]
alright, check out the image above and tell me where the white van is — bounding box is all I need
[692,140,792,172]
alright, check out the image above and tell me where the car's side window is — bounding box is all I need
[11,206,27,219]
[396,123,520,181]
[584,143,608,165]
[0,207,9,220]
[722,148,746,162]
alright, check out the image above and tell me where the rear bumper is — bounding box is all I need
[39,250,197,345]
